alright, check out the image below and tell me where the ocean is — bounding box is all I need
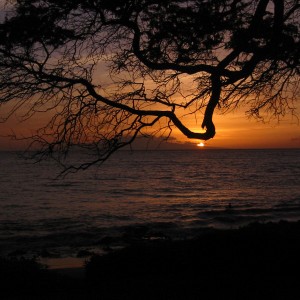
[1,149,300,258]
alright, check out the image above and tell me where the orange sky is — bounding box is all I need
[1,103,299,150]
[0,2,299,151]
[176,104,300,149]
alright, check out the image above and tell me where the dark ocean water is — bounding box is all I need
[0,149,300,257]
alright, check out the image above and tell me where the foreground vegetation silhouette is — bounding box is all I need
[0,0,299,169]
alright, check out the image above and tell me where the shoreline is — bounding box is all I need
[2,220,300,299]
[4,214,300,267]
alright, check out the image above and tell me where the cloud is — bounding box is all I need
[291,137,300,144]
[127,136,198,150]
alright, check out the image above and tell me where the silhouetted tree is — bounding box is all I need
[0,0,299,170]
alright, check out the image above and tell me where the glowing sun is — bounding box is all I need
[197,142,205,147]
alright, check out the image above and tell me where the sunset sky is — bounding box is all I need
[0,1,299,151]
[166,107,300,149]
[1,103,299,150]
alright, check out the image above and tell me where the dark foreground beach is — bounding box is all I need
[1,220,300,300]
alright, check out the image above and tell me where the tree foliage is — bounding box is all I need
[0,0,299,170]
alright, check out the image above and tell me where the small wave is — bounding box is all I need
[1,204,30,209]
[46,182,76,187]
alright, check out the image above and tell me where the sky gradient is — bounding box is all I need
[1,103,299,150]
[0,1,299,151]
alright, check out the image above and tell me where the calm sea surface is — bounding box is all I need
[0,149,300,256]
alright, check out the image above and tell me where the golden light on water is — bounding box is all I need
[197,142,205,147]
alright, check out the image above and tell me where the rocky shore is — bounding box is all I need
[1,220,300,299]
